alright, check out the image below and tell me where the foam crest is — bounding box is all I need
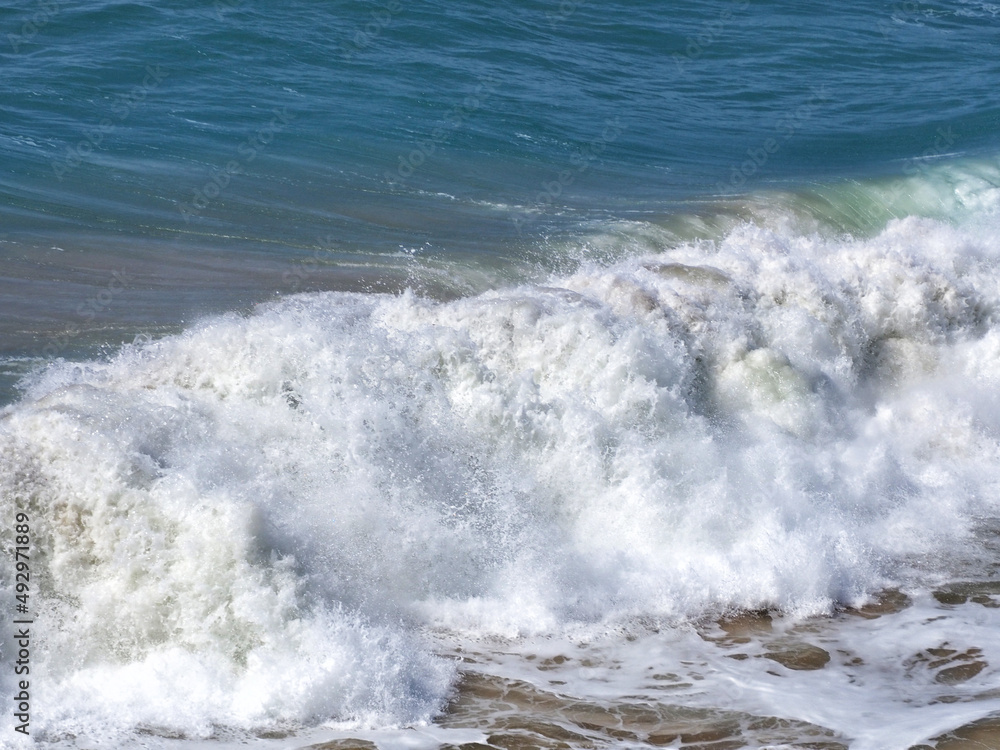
[3,208,1000,741]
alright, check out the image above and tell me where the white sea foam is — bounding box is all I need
[3,196,1000,744]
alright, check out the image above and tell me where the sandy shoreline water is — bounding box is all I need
[203,586,1000,750]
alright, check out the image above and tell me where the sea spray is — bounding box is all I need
[4,209,1000,742]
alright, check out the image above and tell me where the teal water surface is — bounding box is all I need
[1,0,999,392]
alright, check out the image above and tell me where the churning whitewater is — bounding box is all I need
[3,210,1000,741]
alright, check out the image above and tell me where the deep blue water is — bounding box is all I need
[1,0,999,394]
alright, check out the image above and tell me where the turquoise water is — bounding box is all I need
[3,0,999,321]
[2,0,997,398]
[5,2,1000,748]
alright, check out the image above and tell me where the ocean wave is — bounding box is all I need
[4,194,1000,740]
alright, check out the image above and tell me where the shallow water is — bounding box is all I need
[85,586,1000,748]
